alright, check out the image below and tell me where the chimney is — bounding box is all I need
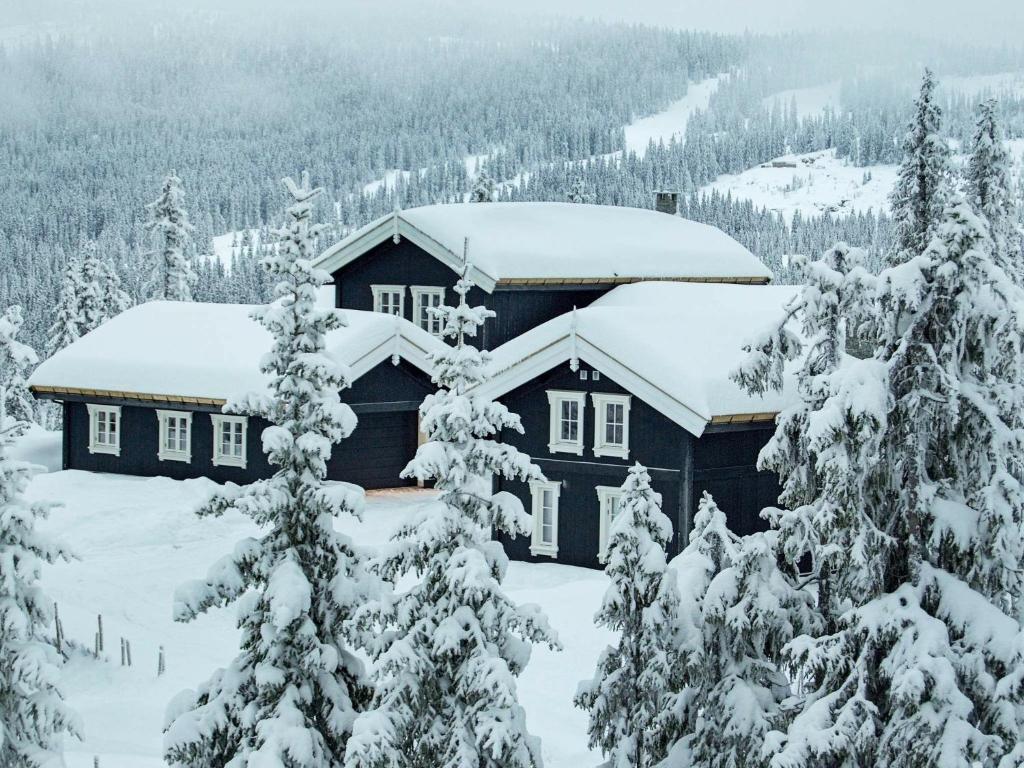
[655,191,679,215]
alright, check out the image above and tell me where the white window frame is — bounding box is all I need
[156,409,193,463]
[211,414,247,469]
[547,390,586,456]
[371,284,405,316]
[596,485,625,564]
[530,480,560,558]
[411,286,445,336]
[86,404,121,456]
[592,393,631,459]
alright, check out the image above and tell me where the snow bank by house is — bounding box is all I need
[28,302,445,401]
[391,202,771,281]
[24,470,611,767]
[485,281,799,427]
[701,148,898,222]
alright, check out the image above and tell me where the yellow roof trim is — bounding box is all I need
[30,385,225,407]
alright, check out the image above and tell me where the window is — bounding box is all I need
[212,415,247,468]
[86,404,121,456]
[592,393,631,459]
[371,285,405,316]
[530,480,560,557]
[411,287,445,336]
[547,390,586,455]
[157,410,192,463]
[596,486,625,564]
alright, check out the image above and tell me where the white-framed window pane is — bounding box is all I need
[605,402,624,445]
[560,400,578,441]
[541,490,555,543]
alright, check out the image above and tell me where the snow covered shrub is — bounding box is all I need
[164,174,377,767]
[345,277,558,768]
[576,463,679,768]
[0,305,80,766]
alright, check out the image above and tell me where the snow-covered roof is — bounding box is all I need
[476,282,800,436]
[28,301,445,404]
[315,203,772,291]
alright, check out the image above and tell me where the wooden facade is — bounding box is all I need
[495,361,779,569]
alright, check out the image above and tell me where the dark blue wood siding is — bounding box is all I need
[691,425,780,537]
[495,360,689,568]
[59,359,433,490]
[329,237,610,348]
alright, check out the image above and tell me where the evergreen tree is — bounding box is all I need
[965,99,1020,278]
[146,171,196,301]
[77,241,109,335]
[889,69,951,266]
[737,205,1024,767]
[656,494,812,768]
[46,257,85,358]
[164,174,377,767]
[346,277,558,768]
[98,256,133,322]
[0,305,80,766]
[575,464,679,768]
[566,174,591,204]
[469,166,496,203]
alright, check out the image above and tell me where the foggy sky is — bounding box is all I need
[3,0,1023,45]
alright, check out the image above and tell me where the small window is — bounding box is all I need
[87,404,121,456]
[547,390,586,455]
[579,370,588,381]
[212,415,247,468]
[596,485,625,564]
[372,285,405,316]
[592,371,601,381]
[157,409,192,463]
[411,287,445,336]
[530,480,560,557]
[592,393,631,459]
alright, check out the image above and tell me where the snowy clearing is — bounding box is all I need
[941,70,1024,98]
[25,445,612,767]
[701,148,898,221]
[624,74,724,155]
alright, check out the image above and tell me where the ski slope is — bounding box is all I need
[24,451,613,767]
[624,74,725,155]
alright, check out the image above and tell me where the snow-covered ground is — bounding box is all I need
[23,437,612,767]
[210,228,263,270]
[701,148,898,221]
[941,70,1024,98]
[624,74,724,156]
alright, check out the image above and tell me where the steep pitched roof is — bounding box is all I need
[476,281,800,436]
[315,202,773,291]
[29,301,445,405]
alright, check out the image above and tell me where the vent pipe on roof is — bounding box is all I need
[655,191,679,215]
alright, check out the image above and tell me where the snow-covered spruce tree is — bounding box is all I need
[345,277,558,768]
[654,493,813,768]
[733,243,882,631]
[77,241,110,335]
[575,463,679,768]
[146,170,196,301]
[566,174,591,204]
[740,204,1024,768]
[164,174,376,767]
[470,166,496,203]
[46,256,85,358]
[965,99,1020,278]
[889,69,951,266]
[0,305,80,766]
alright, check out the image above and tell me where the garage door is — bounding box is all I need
[327,410,419,490]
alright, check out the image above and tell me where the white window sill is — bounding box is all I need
[530,545,558,558]
[88,443,120,457]
[548,442,583,456]
[158,451,191,463]
[594,445,629,459]
[212,456,246,469]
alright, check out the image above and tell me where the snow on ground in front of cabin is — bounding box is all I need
[22,436,611,768]
[701,148,898,222]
